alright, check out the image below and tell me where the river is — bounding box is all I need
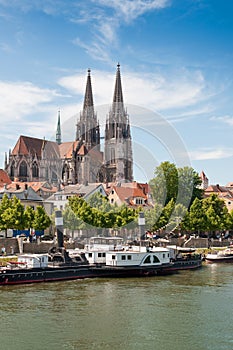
[0,263,233,350]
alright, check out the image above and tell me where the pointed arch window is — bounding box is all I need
[32,161,39,177]
[19,161,27,177]
[10,161,15,177]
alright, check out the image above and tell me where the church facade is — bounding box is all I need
[4,65,133,185]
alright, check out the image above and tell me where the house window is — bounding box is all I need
[135,198,144,205]
[111,198,114,204]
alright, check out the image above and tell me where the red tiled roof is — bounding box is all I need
[12,136,44,157]
[112,185,147,202]
[0,169,12,186]
[11,135,60,159]
[59,141,79,158]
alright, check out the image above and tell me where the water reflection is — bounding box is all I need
[0,265,233,350]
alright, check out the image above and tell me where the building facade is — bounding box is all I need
[5,65,133,185]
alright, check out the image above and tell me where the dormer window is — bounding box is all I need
[135,198,144,205]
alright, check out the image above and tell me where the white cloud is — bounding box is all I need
[210,115,233,127]
[94,0,170,22]
[58,67,207,113]
[0,81,59,119]
[190,147,233,161]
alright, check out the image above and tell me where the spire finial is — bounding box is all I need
[56,109,62,145]
[113,63,123,104]
[83,68,94,109]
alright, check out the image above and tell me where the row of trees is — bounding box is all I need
[1,160,231,239]
[65,194,138,234]
[144,194,233,237]
[0,194,51,237]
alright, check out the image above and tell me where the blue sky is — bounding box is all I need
[0,0,233,185]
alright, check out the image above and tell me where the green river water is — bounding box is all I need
[0,263,233,350]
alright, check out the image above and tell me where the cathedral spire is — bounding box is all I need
[83,69,94,110]
[76,69,100,151]
[56,110,62,145]
[104,64,133,183]
[113,63,124,104]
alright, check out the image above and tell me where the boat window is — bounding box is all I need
[98,253,101,258]
[143,255,151,264]
[112,255,116,260]
[89,253,92,258]
[103,253,106,257]
[153,255,160,263]
[163,254,165,258]
[121,255,126,260]
[127,255,132,260]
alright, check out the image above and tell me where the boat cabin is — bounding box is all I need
[18,254,49,268]
[105,247,170,267]
[85,236,124,252]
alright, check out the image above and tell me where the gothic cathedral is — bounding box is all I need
[4,65,133,185]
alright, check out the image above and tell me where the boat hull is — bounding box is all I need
[164,259,202,271]
[205,255,233,263]
[0,263,175,286]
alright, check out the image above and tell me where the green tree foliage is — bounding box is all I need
[182,197,207,233]
[63,205,85,235]
[24,206,35,229]
[149,162,203,209]
[68,193,138,229]
[32,206,51,231]
[177,167,203,207]
[149,161,178,206]
[183,194,230,237]
[2,196,25,230]
[202,194,229,234]
[0,194,12,236]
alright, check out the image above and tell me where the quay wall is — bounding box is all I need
[0,237,231,256]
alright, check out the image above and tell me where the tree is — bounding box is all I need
[183,197,207,234]
[202,194,229,237]
[24,206,35,230]
[0,194,12,237]
[2,196,25,231]
[32,206,51,231]
[68,194,138,230]
[177,167,203,208]
[149,161,178,206]
[63,205,85,237]
[149,162,203,210]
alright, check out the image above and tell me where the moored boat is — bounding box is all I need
[205,247,233,263]
[163,246,202,271]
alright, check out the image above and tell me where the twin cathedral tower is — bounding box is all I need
[5,65,133,185]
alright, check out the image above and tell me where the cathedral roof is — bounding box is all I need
[11,135,60,159]
[12,135,44,156]
[59,141,79,158]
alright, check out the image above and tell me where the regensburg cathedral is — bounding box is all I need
[4,65,133,185]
